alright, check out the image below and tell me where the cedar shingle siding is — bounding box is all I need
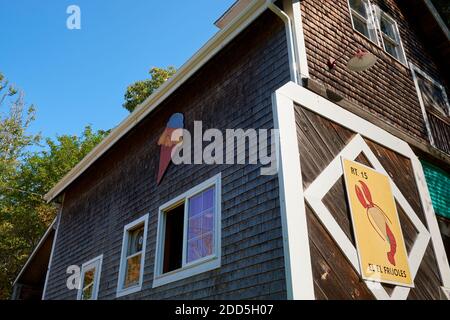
[301,0,449,146]
[44,11,291,300]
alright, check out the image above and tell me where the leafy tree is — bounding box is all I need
[1,64,173,298]
[0,72,109,299]
[0,73,39,188]
[0,72,40,299]
[0,125,108,299]
[123,66,176,112]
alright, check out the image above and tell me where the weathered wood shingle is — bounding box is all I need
[44,11,291,300]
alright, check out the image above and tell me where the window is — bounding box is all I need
[411,64,450,154]
[117,214,148,297]
[77,255,102,300]
[378,11,407,64]
[348,0,378,43]
[415,71,450,117]
[153,173,221,288]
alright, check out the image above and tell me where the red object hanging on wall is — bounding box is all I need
[157,113,184,184]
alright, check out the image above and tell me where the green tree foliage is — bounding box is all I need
[1,63,171,298]
[0,73,40,299]
[0,73,39,185]
[123,66,176,112]
[0,72,109,299]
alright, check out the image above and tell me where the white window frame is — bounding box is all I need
[116,214,149,297]
[377,9,407,65]
[153,173,221,288]
[410,63,450,147]
[347,0,379,45]
[77,255,103,300]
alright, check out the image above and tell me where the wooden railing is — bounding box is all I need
[427,110,450,155]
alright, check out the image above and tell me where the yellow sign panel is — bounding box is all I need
[342,158,413,287]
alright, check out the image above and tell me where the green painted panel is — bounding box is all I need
[421,160,450,219]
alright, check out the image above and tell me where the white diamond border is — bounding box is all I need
[272,82,450,300]
[304,134,430,300]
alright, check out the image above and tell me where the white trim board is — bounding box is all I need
[272,91,315,300]
[116,214,149,298]
[77,254,103,300]
[13,218,56,288]
[272,81,450,300]
[153,173,222,288]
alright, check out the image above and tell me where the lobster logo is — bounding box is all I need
[355,180,397,266]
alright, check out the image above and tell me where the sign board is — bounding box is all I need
[342,158,413,287]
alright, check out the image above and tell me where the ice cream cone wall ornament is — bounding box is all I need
[355,180,397,266]
[157,113,184,184]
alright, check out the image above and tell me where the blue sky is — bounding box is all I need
[0,0,235,143]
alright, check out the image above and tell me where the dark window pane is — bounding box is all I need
[163,203,185,273]
[418,74,449,115]
[353,15,370,38]
[380,17,396,40]
[127,226,144,256]
[350,0,367,18]
[384,40,398,59]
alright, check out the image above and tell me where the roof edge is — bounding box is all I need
[44,0,270,202]
[423,0,450,40]
[215,0,253,29]
[13,219,56,287]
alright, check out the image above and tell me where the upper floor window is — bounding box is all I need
[77,255,102,300]
[411,64,450,154]
[348,0,378,43]
[117,214,148,297]
[379,11,407,64]
[153,173,221,288]
[416,71,450,117]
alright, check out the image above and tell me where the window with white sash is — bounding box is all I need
[116,214,148,297]
[77,255,102,300]
[378,11,407,64]
[348,0,378,43]
[153,173,221,288]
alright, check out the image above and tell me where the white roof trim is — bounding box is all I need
[215,0,253,29]
[44,0,270,202]
[423,0,450,40]
[13,219,56,286]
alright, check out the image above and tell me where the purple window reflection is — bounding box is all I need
[189,194,203,217]
[203,188,214,210]
[188,215,202,240]
[201,233,213,257]
[202,209,214,233]
[187,187,215,263]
